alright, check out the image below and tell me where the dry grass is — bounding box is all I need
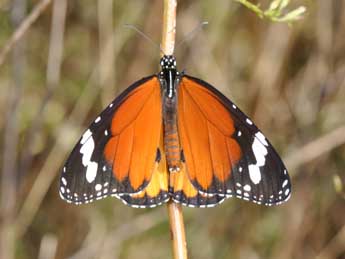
[1,0,345,258]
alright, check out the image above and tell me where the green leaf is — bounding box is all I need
[275,6,307,22]
[234,0,306,24]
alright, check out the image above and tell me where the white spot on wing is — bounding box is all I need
[61,177,67,186]
[80,132,98,183]
[246,118,253,125]
[95,184,102,191]
[248,132,269,184]
[95,116,101,123]
[282,179,289,188]
[85,162,98,183]
[243,184,251,192]
[256,132,268,146]
[252,137,268,166]
[249,165,261,184]
[80,129,92,144]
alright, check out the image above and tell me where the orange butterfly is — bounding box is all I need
[59,55,291,208]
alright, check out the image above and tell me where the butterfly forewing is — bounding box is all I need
[59,76,164,205]
[177,76,291,206]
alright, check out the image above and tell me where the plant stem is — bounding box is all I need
[167,202,188,259]
[161,0,177,56]
[0,0,52,68]
[161,1,188,259]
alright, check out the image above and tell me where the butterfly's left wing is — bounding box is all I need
[59,76,169,207]
[176,75,291,207]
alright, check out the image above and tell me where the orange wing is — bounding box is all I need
[176,76,291,207]
[60,76,167,206]
[120,125,169,208]
[104,77,163,193]
[177,77,241,195]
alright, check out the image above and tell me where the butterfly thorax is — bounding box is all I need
[159,55,180,99]
[159,55,182,173]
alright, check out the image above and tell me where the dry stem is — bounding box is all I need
[161,1,188,259]
[0,0,52,67]
[167,202,188,259]
[161,0,177,56]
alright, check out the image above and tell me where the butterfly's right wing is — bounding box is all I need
[59,76,167,206]
[174,75,291,207]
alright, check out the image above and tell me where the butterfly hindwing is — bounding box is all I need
[169,162,225,208]
[119,129,170,208]
[59,76,164,205]
[177,76,291,206]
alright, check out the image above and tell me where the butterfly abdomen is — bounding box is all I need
[163,96,181,172]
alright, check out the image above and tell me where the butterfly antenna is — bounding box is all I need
[176,21,209,48]
[124,24,166,55]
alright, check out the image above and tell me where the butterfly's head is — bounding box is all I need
[160,55,177,71]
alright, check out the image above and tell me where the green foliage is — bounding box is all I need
[234,0,306,24]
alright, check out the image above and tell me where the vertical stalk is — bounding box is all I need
[167,202,188,259]
[161,0,177,56]
[1,1,27,258]
[161,1,188,259]
[0,0,52,67]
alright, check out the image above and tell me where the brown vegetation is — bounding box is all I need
[0,1,345,258]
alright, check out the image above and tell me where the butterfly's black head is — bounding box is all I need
[160,55,177,71]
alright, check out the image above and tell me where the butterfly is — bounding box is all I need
[59,55,291,208]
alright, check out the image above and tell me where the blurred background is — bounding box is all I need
[0,0,345,258]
